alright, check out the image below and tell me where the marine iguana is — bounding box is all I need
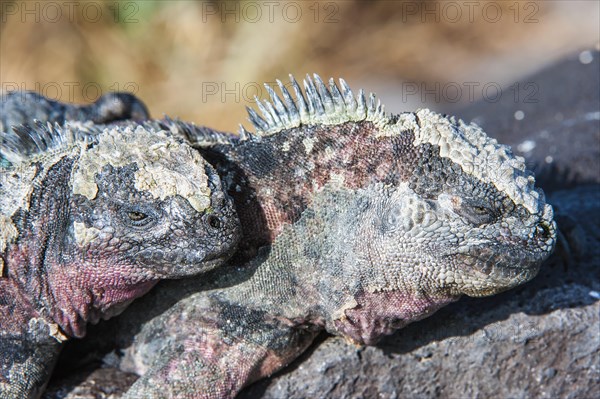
[0,117,241,398]
[91,74,556,398]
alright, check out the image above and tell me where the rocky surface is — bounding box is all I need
[44,368,137,399]
[238,50,600,398]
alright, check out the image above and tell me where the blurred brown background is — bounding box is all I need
[1,0,598,132]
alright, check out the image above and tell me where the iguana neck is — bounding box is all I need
[3,156,156,339]
[4,223,77,340]
[3,156,74,338]
[220,196,458,344]
[6,221,157,339]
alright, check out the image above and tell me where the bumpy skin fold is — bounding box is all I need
[103,75,556,399]
[0,94,240,398]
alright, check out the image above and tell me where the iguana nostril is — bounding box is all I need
[535,222,552,240]
[206,215,222,229]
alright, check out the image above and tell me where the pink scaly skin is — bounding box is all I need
[0,116,240,399]
[107,75,556,399]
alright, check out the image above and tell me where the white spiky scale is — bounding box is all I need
[339,78,357,113]
[276,79,300,126]
[246,107,263,132]
[248,74,384,135]
[356,89,367,119]
[314,74,335,115]
[303,77,321,116]
[328,78,345,115]
[264,98,282,128]
[256,97,276,128]
[238,124,248,138]
[368,93,376,113]
[289,75,309,121]
[265,84,288,125]
[2,122,75,165]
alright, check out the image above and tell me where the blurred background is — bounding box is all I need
[1,0,598,132]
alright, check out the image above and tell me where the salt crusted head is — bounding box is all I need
[245,74,557,344]
[0,122,240,337]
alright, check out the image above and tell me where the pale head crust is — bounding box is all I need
[71,125,212,213]
[393,109,542,214]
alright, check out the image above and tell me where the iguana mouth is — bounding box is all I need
[134,249,231,276]
[451,244,543,296]
[456,244,542,271]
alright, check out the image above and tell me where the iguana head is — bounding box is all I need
[1,123,240,338]
[381,109,557,298]
[242,74,556,345]
[68,124,240,276]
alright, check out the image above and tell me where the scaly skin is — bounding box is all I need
[0,116,240,398]
[102,74,556,398]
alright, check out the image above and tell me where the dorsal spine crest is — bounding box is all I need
[0,121,101,167]
[246,74,387,136]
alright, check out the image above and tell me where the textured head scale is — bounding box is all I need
[394,110,545,215]
[71,124,212,213]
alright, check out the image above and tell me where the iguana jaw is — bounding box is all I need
[450,242,549,297]
[134,245,237,278]
[43,259,159,338]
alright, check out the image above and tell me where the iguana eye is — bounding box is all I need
[472,206,490,215]
[465,204,495,225]
[453,199,496,226]
[128,211,148,222]
[120,205,157,228]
